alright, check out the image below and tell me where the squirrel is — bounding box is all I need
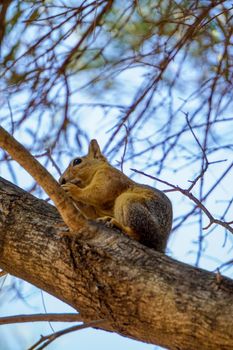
[59,139,172,252]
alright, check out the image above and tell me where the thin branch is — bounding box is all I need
[119,124,129,172]
[131,168,233,235]
[0,313,83,325]
[7,99,14,135]
[40,290,54,333]
[28,319,106,350]
[0,270,7,277]
[45,148,62,176]
[184,113,209,191]
[59,0,114,72]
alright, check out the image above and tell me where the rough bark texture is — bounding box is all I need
[0,177,232,350]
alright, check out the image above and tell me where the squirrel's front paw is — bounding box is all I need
[61,182,79,198]
[96,216,115,228]
[61,182,78,195]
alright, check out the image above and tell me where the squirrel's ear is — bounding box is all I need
[88,139,106,160]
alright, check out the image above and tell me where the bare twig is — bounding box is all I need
[120,124,129,172]
[0,313,83,325]
[0,270,7,277]
[28,319,106,350]
[131,168,233,235]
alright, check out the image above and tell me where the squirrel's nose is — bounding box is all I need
[59,176,66,185]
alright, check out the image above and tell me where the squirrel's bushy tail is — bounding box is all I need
[114,191,172,252]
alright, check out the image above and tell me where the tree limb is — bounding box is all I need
[0,177,232,350]
[0,126,84,232]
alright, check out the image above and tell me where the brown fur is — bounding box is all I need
[59,140,172,252]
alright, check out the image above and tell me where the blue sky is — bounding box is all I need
[1,2,233,349]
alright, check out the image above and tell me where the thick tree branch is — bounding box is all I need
[0,177,232,350]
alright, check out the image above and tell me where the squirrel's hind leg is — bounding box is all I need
[96,216,140,240]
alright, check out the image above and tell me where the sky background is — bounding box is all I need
[0,1,233,349]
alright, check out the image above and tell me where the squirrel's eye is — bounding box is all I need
[73,158,82,166]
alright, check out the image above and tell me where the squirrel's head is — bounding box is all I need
[59,139,107,187]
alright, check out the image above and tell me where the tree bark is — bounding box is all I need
[0,177,232,350]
